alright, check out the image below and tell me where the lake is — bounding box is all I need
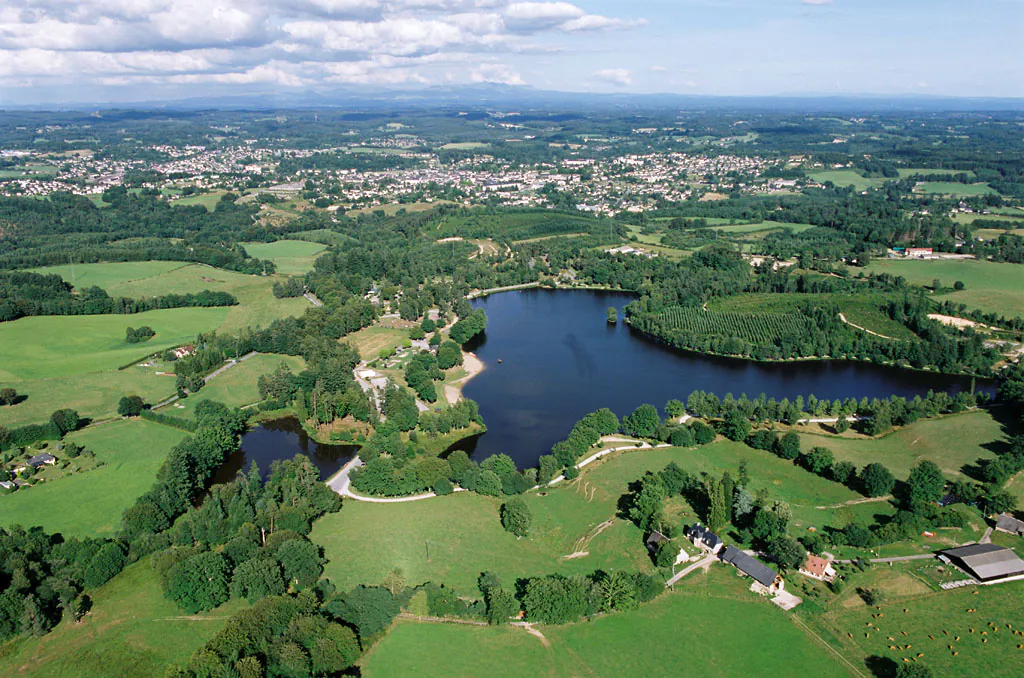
[459,289,991,468]
[216,417,357,485]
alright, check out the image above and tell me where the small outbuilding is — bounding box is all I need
[941,544,1024,583]
[720,546,784,593]
[645,530,670,554]
[995,513,1024,536]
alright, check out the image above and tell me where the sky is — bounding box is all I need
[1,0,1022,105]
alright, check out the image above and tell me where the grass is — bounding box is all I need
[28,260,311,333]
[817,565,1024,678]
[913,182,997,197]
[240,240,327,275]
[0,560,244,676]
[0,308,228,381]
[798,410,1005,483]
[866,258,1024,319]
[291,228,350,246]
[363,568,854,677]
[347,201,450,217]
[0,419,187,538]
[710,221,816,234]
[898,168,976,179]
[169,190,230,211]
[168,354,306,418]
[808,170,888,191]
[345,325,413,361]
[439,142,489,150]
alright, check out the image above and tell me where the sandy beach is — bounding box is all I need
[444,351,485,405]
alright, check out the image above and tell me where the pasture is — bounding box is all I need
[168,190,230,211]
[0,308,228,381]
[346,325,413,361]
[240,239,327,275]
[898,168,976,179]
[0,419,187,538]
[819,570,1024,678]
[808,170,887,191]
[710,221,816,234]
[866,258,1024,319]
[0,561,244,677]
[363,569,853,677]
[913,182,997,197]
[169,353,306,417]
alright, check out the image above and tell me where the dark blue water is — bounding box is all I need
[459,289,991,467]
[220,418,358,484]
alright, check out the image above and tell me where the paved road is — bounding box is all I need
[304,292,323,307]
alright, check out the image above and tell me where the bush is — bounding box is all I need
[774,432,800,460]
[500,498,532,537]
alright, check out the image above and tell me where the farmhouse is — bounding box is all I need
[905,247,933,258]
[995,513,1024,536]
[799,554,836,582]
[687,523,723,555]
[26,453,57,468]
[173,344,196,359]
[720,546,784,593]
[941,544,1024,583]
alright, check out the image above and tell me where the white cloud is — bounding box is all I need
[0,0,643,96]
[593,67,630,86]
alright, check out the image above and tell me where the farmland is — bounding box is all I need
[913,181,997,197]
[167,353,306,417]
[866,258,1024,319]
[0,561,244,677]
[363,568,853,678]
[0,419,187,538]
[658,306,814,344]
[807,170,888,191]
[239,239,326,275]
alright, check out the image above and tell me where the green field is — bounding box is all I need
[808,170,887,191]
[439,142,489,150]
[347,201,450,217]
[799,410,1004,483]
[167,353,306,417]
[363,569,853,677]
[346,325,413,361]
[169,190,230,211]
[28,260,311,333]
[0,308,228,381]
[818,564,1024,678]
[240,239,327,275]
[291,228,350,246]
[913,182,997,197]
[866,258,1024,319]
[0,561,244,676]
[710,221,816,234]
[898,168,976,179]
[0,419,187,537]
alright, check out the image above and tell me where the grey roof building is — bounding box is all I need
[720,546,780,588]
[941,544,1024,582]
[995,513,1024,536]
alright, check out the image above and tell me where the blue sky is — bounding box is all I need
[1,0,1021,105]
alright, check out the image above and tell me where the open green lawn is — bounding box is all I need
[0,308,228,381]
[364,568,853,678]
[898,168,976,179]
[168,353,306,417]
[808,170,888,191]
[28,260,311,333]
[0,419,187,538]
[240,239,327,275]
[291,228,350,246]
[439,142,489,150]
[0,560,244,677]
[913,182,997,197]
[798,410,1004,483]
[866,258,1024,319]
[169,190,230,211]
[0,365,178,428]
[817,567,1024,678]
[710,221,816,234]
[346,325,413,361]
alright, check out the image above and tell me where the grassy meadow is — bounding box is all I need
[0,561,244,677]
[0,419,187,538]
[808,170,887,191]
[240,239,327,275]
[167,353,306,417]
[866,258,1024,319]
[913,181,997,197]
[0,308,228,381]
[363,568,854,678]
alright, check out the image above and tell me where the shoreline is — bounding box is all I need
[444,351,485,405]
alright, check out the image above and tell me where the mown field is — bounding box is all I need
[0,561,244,677]
[709,221,816,234]
[798,409,1004,483]
[0,419,187,538]
[866,258,1024,319]
[240,239,326,275]
[345,325,413,361]
[168,190,230,211]
[898,168,976,179]
[808,170,888,191]
[913,181,997,197]
[168,353,306,418]
[0,307,228,381]
[363,568,854,678]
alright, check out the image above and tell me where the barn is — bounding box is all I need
[941,544,1024,583]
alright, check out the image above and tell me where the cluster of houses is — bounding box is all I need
[0,452,57,492]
